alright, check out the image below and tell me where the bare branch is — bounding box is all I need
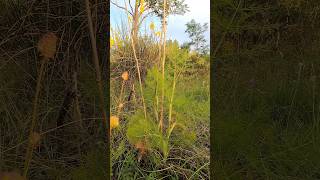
[111,0,133,16]
[138,10,153,28]
[129,0,134,13]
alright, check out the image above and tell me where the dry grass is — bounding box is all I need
[0,0,108,179]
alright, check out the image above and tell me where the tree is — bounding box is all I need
[147,0,189,20]
[185,19,209,55]
[180,42,191,51]
[111,0,189,42]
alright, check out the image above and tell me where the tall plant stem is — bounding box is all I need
[117,80,125,116]
[130,29,147,119]
[168,66,176,127]
[160,0,168,133]
[84,0,109,177]
[132,0,140,44]
[23,58,46,177]
[84,0,107,129]
[124,0,147,119]
[73,71,82,129]
[154,30,163,125]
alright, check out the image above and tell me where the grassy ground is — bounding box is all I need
[214,53,320,179]
[110,74,210,179]
[213,0,320,178]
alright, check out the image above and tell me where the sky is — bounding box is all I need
[110,0,210,45]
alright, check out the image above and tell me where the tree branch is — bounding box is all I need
[129,0,134,13]
[111,0,133,16]
[138,10,153,28]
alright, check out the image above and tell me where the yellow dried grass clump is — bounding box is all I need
[37,32,58,59]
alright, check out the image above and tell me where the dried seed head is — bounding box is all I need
[118,103,124,109]
[135,141,144,149]
[37,32,58,59]
[135,141,146,162]
[30,132,41,147]
[110,116,119,129]
[121,71,129,81]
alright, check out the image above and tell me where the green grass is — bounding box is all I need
[109,75,209,179]
[213,54,320,179]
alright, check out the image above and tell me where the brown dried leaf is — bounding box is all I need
[135,141,147,162]
[37,32,58,59]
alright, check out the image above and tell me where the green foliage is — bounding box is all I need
[214,51,320,178]
[144,67,169,107]
[125,39,209,161]
[174,79,209,121]
[130,61,208,149]
[214,110,320,179]
[110,8,210,177]
[146,0,189,19]
[185,19,209,55]
[166,40,189,68]
[126,110,169,158]
[213,0,320,178]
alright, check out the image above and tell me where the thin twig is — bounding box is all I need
[111,0,133,16]
[23,58,46,177]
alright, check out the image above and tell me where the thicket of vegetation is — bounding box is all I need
[213,0,320,179]
[0,0,109,179]
[0,0,209,179]
[110,0,209,179]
